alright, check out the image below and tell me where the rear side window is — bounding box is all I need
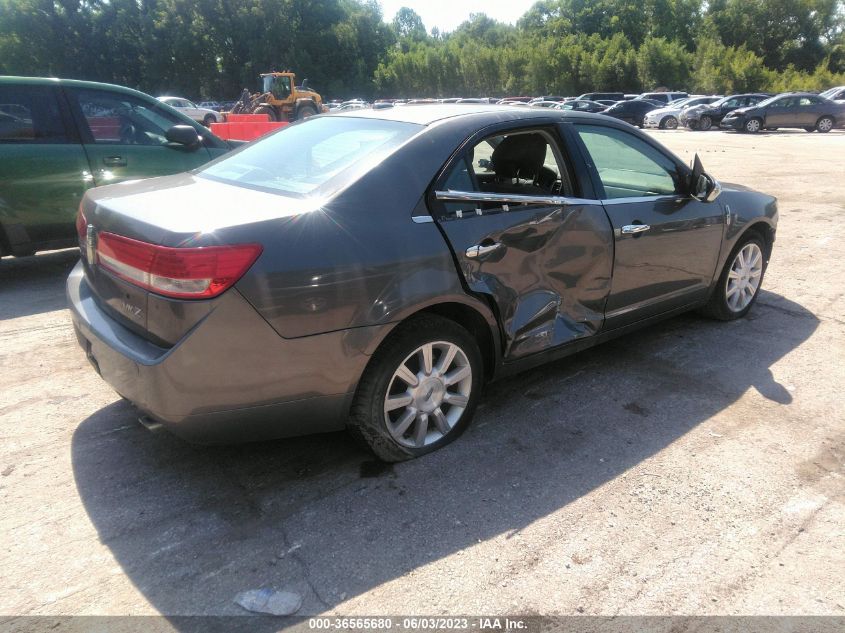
[0,85,68,143]
[575,125,681,199]
[200,116,420,197]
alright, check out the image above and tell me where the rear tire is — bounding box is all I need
[702,234,767,321]
[296,103,318,120]
[699,115,712,131]
[816,116,834,133]
[348,315,483,462]
[663,116,678,130]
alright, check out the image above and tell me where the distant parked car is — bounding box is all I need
[528,100,563,108]
[578,92,625,102]
[636,92,688,105]
[456,98,490,104]
[680,94,770,130]
[601,99,663,127]
[819,86,845,103]
[594,99,619,107]
[720,92,845,133]
[557,99,607,113]
[0,76,231,257]
[198,101,223,111]
[643,95,723,129]
[157,96,221,127]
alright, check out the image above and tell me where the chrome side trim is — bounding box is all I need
[600,194,685,205]
[411,215,434,223]
[435,190,595,206]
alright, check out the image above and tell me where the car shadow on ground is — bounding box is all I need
[70,291,818,627]
[0,249,78,320]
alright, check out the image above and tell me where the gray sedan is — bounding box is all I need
[68,105,778,461]
[720,92,845,133]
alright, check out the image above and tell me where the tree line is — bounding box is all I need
[1,0,844,100]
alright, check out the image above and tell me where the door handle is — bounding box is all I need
[621,224,650,234]
[103,156,127,167]
[466,242,502,258]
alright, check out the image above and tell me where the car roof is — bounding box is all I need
[332,104,610,126]
[0,75,160,101]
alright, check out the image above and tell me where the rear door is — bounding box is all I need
[571,123,724,330]
[430,123,614,360]
[0,83,91,252]
[63,86,213,187]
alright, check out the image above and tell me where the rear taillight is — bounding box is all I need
[96,232,262,299]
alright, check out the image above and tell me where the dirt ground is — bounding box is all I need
[1,128,843,625]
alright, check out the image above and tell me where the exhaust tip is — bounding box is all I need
[137,415,164,433]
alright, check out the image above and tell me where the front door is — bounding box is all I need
[571,123,724,330]
[431,125,614,360]
[63,87,213,187]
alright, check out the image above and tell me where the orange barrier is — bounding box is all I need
[210,120,289,142]
[225,113,271,123]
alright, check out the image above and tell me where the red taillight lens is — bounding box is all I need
[96,232,262,299]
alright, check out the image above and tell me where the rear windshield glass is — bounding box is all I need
[199,116,421,197]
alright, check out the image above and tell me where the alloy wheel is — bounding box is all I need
[817,117,834,132]
[383,341,472,448]
[725,242,763,312]
[664,117,678,130]
[745,118,761,133]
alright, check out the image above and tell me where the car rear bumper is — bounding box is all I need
[67,261,384,443]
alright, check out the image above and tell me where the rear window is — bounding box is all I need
[199,116,421,197]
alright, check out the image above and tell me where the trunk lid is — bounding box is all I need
[78,172,318,345]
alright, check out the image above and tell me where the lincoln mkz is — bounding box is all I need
[68,105,778,461]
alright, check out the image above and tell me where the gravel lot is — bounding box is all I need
[1,129,843,624]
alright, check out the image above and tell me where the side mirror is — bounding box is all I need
[165,125,200,148]
[689,153,721,202]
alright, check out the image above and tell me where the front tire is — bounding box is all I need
[348,315,483,462]
[816,116,834,133]
[254,105,277,121]
[744,118,762,133]
[702,235,767,321]
[663,116,678,130]
[699,115,712,131]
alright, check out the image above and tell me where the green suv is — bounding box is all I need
[0,76,233,257]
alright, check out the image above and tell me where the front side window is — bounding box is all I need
[0,85,68,143]
[71,88,185,146]
[438,129,576,215]
[200,116,420,197]
[575,125,680,199]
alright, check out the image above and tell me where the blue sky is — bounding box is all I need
[377,0,538,34]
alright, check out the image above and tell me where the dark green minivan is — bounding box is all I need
[0,76,233,256]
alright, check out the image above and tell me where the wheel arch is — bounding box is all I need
[740,220,775,262]
[360,298,502,386]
